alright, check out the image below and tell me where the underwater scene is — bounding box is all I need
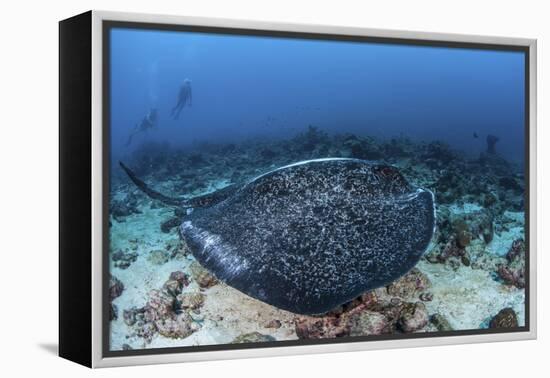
[107,27,527,351]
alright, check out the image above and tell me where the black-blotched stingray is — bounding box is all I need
[120,158,435,315]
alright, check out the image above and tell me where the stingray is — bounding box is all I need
[119,158,435,315]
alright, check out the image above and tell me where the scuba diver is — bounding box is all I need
[126,108,158,147]
[171,78,192,120]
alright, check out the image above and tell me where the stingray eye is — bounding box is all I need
[374,166,397,179]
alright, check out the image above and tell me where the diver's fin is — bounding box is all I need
[119,162,183,207]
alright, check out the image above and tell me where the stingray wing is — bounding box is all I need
[181,159,435,315]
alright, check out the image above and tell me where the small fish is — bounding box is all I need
[473,132,479,139]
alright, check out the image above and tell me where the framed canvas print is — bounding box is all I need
[59,10,537,368]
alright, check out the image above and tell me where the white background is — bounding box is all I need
[0,0,546,376]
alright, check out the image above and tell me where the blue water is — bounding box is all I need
[109,27,525,164]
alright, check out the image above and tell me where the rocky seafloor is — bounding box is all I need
[108,126,526,351]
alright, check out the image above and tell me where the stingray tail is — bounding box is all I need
[119,162,183,207]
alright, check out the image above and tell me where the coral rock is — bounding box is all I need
[190,261,218,288]
[349,311,389,336]
[109,275,124,301]
[486,134,499,154]
[506,239,525,262]
[432,208,494,267]
[111,249,138,269]
[144,289,174,322]
[165,238,189,259]
[497,266,525,289]
[155,312,197,339]
[176,292,205,310]
[387,268,431,299]
[397,302,429,333]
[232,332,277,344]
[136,322,157,342]
[123,307,140,326]
[421,141,456,165]
[419,292,433,302]
[110,193,142,221]
[163,271,189,296]
[469,210,494,244]
[430,313,453,331]
[124,272,198,343]
[489,308,518,329]
[434,171,467,203]
[161,217,181,233]
[169,270,190,285]
[497,239,525,288]
[295,315,350,339]
[294,287,432,339]
[344,136,383,160]
[295,292,383,339]
[264,319,282,329]
[453,219,472,248]
[499,176,523,193]
[110,303,118,321]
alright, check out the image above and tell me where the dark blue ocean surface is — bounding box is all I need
[109,27,525,164]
